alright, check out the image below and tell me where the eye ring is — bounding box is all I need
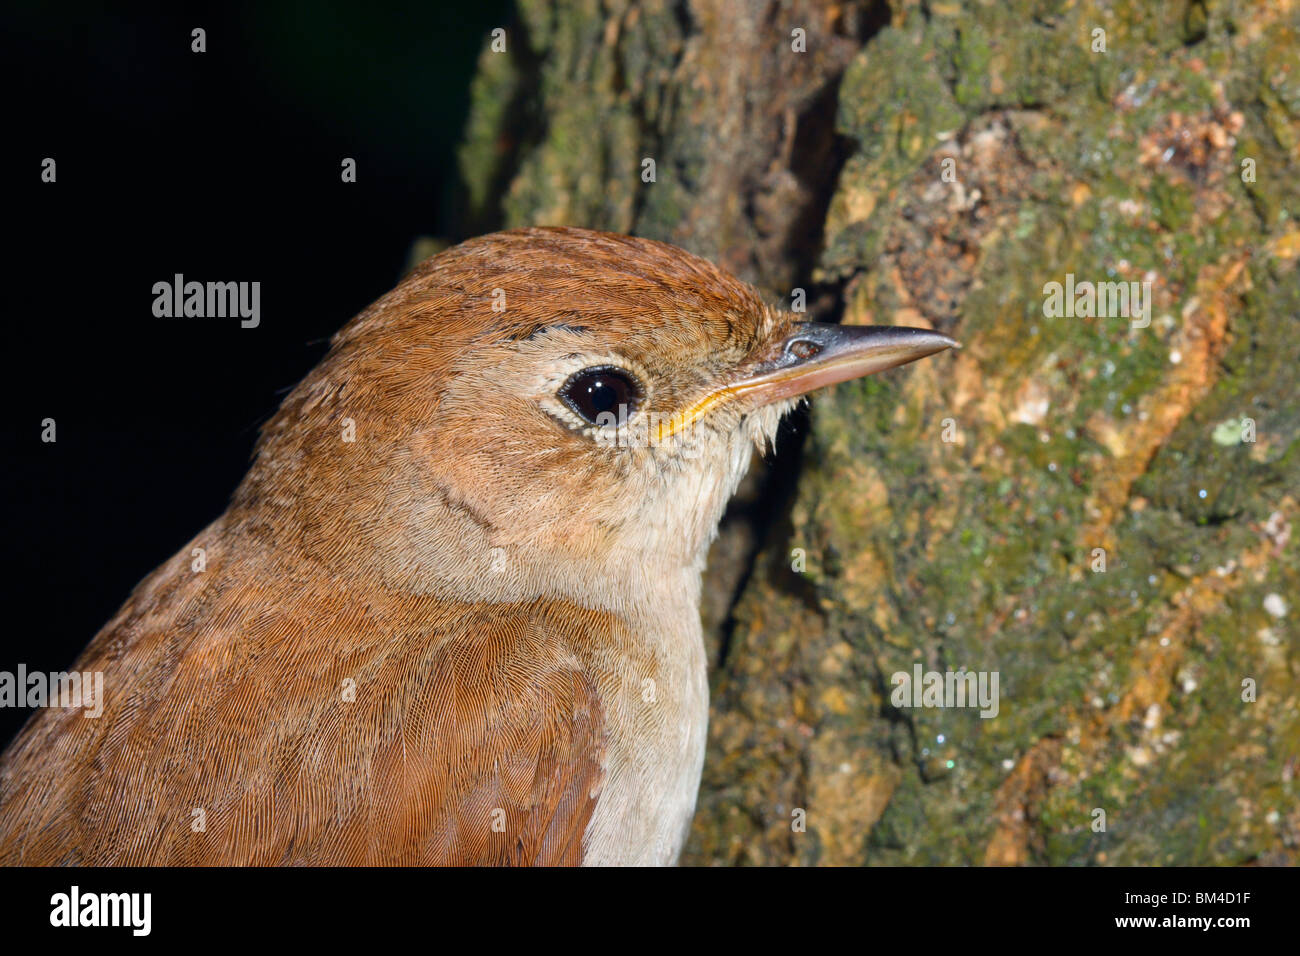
[557,365,644,427]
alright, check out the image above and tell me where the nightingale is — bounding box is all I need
[0,227,955,865]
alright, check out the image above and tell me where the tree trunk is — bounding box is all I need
[457,0,1300,864]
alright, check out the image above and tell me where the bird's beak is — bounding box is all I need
[732,322,960,406]
[660,323,958,438]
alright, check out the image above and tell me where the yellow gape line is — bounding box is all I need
[655,390,735,441]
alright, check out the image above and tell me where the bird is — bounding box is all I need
[0,226,956,865]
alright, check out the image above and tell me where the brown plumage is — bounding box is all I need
[0,227,955,865]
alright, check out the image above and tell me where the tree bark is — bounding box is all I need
[458,0,1300,864]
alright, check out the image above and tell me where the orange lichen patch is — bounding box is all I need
[984,737,1063,866]
[1228,0,1299,45]
[1138,109,1244,181]
[950,350,1004,434]
[1266,229,1300,260]
[808,757,901,866]
[1079,254,1247,550]
[1102,520,1275,729]
[983,501,1293,865]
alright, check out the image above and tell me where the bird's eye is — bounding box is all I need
[558,366,643,426]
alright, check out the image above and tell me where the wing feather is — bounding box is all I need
[0,553,608,866]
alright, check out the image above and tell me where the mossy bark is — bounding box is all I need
[458,0,1299,864]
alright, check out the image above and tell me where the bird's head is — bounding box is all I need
[238,227,956,611]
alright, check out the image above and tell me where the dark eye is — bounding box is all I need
[558,366,643,426]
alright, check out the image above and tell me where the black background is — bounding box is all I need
[2,1,510,750]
